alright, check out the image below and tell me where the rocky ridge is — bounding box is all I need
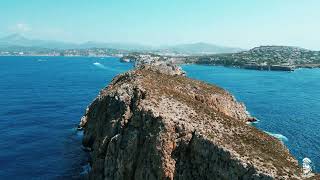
[79,63,315,179]
[185,46,320,70]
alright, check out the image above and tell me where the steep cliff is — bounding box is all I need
[79,64,309,180]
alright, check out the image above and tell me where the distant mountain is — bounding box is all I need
[0,33,76,49]
[0,34,149,50]
[78,41,152,51]
[160,42,244,55]
[0,34,29,44]
[0,34,243,55]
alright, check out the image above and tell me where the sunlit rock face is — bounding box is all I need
[79,64,310,180]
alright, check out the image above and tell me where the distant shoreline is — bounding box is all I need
[0,55,120,58]
[2,55,319,72]
[182,63,320,71]
[191,63,320,71]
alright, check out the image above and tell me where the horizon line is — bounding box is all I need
[1,33,319,51]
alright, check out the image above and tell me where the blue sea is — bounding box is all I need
[0,56,132,179]
[0,57,319,179]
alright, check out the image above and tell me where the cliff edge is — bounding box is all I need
[79,64,310,179]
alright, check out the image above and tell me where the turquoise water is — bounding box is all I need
[0,56,132,179]
[182,64,320,172]
[0,57,319,179]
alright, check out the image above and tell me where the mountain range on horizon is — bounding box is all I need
[0,33,244,55]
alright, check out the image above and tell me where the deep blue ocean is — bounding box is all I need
[0,57,319,179]
[0,56,132,179]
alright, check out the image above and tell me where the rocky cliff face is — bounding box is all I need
[79,65,308,180]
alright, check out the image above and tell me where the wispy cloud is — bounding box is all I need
[6,24,72,41]
[9,23,32,33]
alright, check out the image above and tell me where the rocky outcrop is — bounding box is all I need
[137,62,186,76]
[79,65,309,179]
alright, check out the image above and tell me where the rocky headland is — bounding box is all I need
[79,63,317,179]
[121,46,320,71]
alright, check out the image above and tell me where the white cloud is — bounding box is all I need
[6,23,73,41]
[10,23,32,33]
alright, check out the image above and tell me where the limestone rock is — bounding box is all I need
[80,65,309,180]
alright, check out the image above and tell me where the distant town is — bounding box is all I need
[121,46,320,71]
[1,34,320,71]
[0,48,129,57]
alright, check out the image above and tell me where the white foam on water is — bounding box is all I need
[246,119,260,125]
[251,120,259,124]
[93,62,119,72]
[264,131,289,142]
[37,59,47,62]
[75,129,83,138]
[80,163,91,176]
[93,62,106,69]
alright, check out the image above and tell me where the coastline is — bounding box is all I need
[187,63,320,71]
[119,54,320,72]
[0,55,119,58]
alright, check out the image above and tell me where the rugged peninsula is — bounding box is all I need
[121,46,320,71]
[79,63,317,179]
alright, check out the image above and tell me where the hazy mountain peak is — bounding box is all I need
[166,42,244,55]
[0,34,244,54]
[1,33,28,42]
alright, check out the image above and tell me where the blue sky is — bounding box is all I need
[1,0,320,49]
